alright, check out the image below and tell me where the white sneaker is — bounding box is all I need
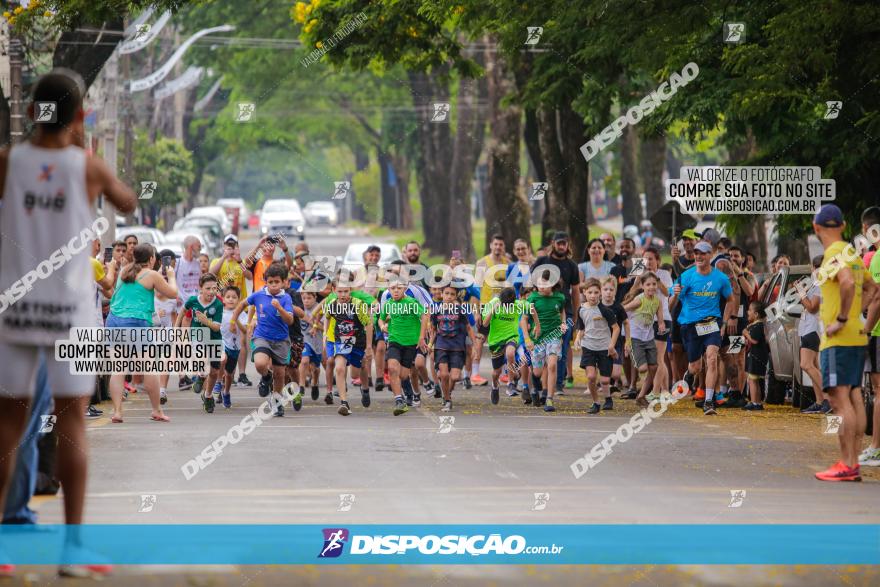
[858,448,880,466]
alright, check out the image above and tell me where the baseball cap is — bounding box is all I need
[681,229,698,240]
[552,231,569,242]
[694,242,713,254]
[814,204,844,228]
[701,228,721,246]
[224,234,238,244]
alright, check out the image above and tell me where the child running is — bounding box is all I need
[232,262,295,417]
[623,273,666,407]
[430,285,475,411]
[379,281,429,416]
[177,273,224,413]
[482,287,527,403]
[219,286,243,408]
[521,276,567,413]
[742,301,768,411]
[600,276,630,396]
[299,290,324,400]
[322,282,373,415]
[574,278,620,414]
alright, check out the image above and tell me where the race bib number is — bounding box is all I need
[695,320,720,336]
[726,335,745,354]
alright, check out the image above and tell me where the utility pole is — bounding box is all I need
[8,33,24,144]
[100,51,119,246]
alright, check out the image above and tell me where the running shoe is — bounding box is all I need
[471,374,489,386]
[523,391,532,405]
[275,400,284,417]
[463,376,473,389]
[159,391,167,405]
[683,371,695,392]
[619,389,638,400]
[715,391,728,406]
[393,397,408,416]
[635,396,649,408]
[203,396,215,414]
[413,393,422,408]
[213,382,223,403]
[702,400,716,415]
[858,448,880,467]
[609,384,620,394]
[376,381,385,392]
[237,373,253,387]
[333,390,340,397]
[556,388,565,396]
[324,392,334,405]
[192,376,203,395]
[361,388,371,408]
[434,386,442,399]
[603,397,614,411]
[123,381,136,394]
[490,387,500,405]
[537,392,547,407]
[820,400,832,414]
[292,390,303,412]
[441,400,452,412]
[258,373,272,397]
[743,402,764,411]
[85,405,102,419]
[530,390,540,406]
[424,380,435,393]
[506,382,519,397]
[404,389,414,407]
[815,461,861,482]
[383,372,391,387]
[694,388,706,401]
[726,396,747,409]
[311,385,319,401]
[565,377,574,389]
[543,397,556,412]
[222,393,232,409]
[338,401,351,416]
[588,402,601,414]
[179,375,193,390]
[500,373,510,384]
[695,399,705,408]
[646,392,658,401]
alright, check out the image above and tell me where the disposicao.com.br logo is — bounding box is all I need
[317,529,563,558]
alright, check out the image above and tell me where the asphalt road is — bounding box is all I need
[15,227,879,585]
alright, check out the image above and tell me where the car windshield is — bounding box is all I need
[344,245,399,263]
[263,201,300,214]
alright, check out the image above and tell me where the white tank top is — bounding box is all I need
[0,143,98,345]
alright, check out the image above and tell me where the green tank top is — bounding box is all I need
[110,272,155,323]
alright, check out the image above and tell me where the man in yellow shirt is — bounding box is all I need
[210,235,253,386]
[813,205,880,482]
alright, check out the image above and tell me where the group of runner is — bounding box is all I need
[3,69,880,579]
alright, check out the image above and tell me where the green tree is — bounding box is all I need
[133,131,194,226]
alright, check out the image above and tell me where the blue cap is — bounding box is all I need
[814,204,844,228]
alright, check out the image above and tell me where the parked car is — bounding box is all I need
[117,226,165,247]
[761,264,812,405]
[184,205,232,234]
[260,199,306,240]
[340,242,401,272]
[173,216,224,257]
[304,201,339,227]
[161,230,210,259]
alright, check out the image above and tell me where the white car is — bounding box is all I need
[180,206,231,234]
[161,230,210,258]
[216,198,248,227]
[117,226,165,247]
[260,199,306,240]
[304,201,339,226]
[340,242,401,272]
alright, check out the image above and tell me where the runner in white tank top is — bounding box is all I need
[0,72,136,558]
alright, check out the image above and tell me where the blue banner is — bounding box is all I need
[1,525,878,565]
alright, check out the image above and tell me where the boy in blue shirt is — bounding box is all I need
[232,262,295,416]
